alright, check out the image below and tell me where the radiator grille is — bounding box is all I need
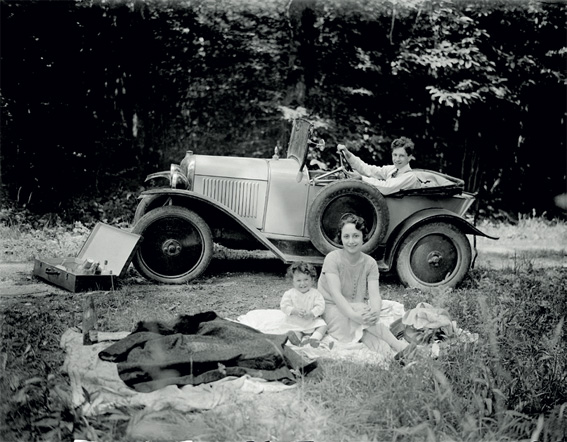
[202,178,260,219]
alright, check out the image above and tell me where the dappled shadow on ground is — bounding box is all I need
[204,256,289,278]
[205,255,400,283]
[121,256,289,287]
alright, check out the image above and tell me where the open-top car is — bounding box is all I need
[131,119,497,289]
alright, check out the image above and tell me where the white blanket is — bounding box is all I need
[236,300,405,365]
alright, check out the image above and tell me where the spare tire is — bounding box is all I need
[307,179,389,255]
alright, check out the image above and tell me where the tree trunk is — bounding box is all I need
[283,0,317,107]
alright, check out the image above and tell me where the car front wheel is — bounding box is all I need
[395,222,471,289]
[132,206,213,284]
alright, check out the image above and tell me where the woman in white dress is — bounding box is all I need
[317,213,409,354]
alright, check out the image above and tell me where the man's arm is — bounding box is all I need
[362,172,420,195]
[337,144,389,179]
[348,153,390,180]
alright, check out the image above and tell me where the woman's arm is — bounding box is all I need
[367,278,382,322]
[310,290,326,318]
[325,272,365,324]
[364,258,382,324]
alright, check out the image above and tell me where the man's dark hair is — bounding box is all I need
[391,137,415,156]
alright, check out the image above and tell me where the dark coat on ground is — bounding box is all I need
[99,311,317,392]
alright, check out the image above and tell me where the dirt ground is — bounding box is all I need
[0,256,291,313]
[1,242,565,302]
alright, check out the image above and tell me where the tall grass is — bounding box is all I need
[0,222,90,262]
[0,197,131,262]
[475,211,567,252]
[301,265,567,442]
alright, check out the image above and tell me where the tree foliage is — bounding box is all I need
[0,0,565,220]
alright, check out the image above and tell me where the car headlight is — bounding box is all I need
[180,151,195,191]
[170,164,189,189]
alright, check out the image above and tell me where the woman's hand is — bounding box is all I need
[361,310,379,326]
[350,312,366,325]
[350,305,378,325]
[353,313,376,326]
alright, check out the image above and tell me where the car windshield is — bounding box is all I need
[286,118,312,167]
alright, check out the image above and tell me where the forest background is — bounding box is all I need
[1,0,566,225]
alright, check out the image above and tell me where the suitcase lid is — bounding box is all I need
[77,223,142,278]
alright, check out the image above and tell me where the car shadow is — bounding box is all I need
[205,256,289,277]
[205,254,401,285]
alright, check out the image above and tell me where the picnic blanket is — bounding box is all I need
[61,328,298,417]
[61,300,478,426]
[60,302,406,417]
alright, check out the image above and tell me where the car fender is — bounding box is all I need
[136,189,288,262]
[382,208,498,269]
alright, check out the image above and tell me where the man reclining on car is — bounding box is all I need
[337,137,422,195]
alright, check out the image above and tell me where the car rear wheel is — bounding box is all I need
[308,179,389,255]
[395,222,471,289]
[132,206,213,284]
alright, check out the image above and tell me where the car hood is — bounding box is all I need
[194,155,269,181]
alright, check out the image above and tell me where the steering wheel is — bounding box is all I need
[305,141,360,184]
[340,150,353,173]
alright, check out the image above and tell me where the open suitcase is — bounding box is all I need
[33,223,142,292]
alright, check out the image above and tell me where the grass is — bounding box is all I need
[0,221,91,263]
[475,212,567,252]
[1,214,566,441]
[305,265,567,442]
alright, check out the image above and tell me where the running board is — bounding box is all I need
[280,253,325,265]
[279,255,389,270]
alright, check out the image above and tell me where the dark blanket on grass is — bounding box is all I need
[98,311,317,392]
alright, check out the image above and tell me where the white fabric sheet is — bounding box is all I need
[60,329,295,416]
[236,300,405,365]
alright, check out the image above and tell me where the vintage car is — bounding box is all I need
[131,119,497,289]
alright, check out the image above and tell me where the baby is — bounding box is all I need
[280,262,331,348]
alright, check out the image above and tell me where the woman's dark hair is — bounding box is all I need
[287,261,318,280]
[334,213,369,244]
[391,137,414,157]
